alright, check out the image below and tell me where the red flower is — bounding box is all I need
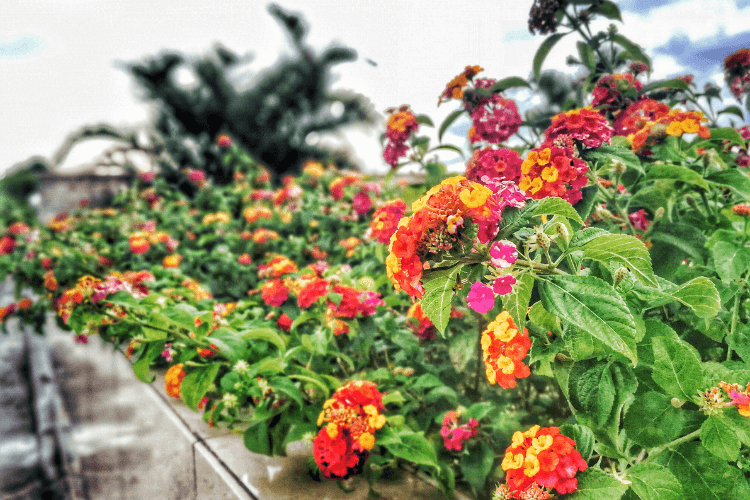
[277,313,293,332]
[0,236,15,255]
[545,108,612,148]
[260,279,289,307]
[382,106,419,168]
[298,278,329,308]
[369,199,407,245]
[465,148,523,184]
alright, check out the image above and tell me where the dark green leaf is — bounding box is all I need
[459,441,494,491]
[533,33,566,80]
[489,76,530,93]
[700,416,740,461]
[385,431,439,468]
[660,442,741,500]
[627,463,682,500]
[560,424,595,461]
[624,391,689,447]
[611,33,651,67]
[269,377,304,408]
[639,78,690,95]
[709,127,746,146]
[438,109,465,143]
[428,144,465,158]
[645,164,709,189]
[706,169,750,198]
[597,1,623,21]
[244,420,271,455]
[421,263,463,335]
[717,105,745,119]
[415,114,434,127]
[502,273,534,332]
[582,145,644,174]
[180,363,221,411]
[712,241,750,283]
[582,234,656,286]
[651,336,703,400]
[577,41,596,71]
[538,275,638,364]
[573,468,629,499]
[569,360,616,427]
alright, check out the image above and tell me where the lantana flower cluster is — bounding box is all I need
[313,381,386,479]
[591,73,643,111]
[440,410,478,451]
[386,176,505,298]
[368,199,407,244]
[628,108,711,153]
[719,381,750,417]
[439,65,484,104]
[481,311,531,388]
[382,106,420,168]
[519,145,590,204]
[612,98,670,137]
[466,240,519,313]
[723,48,750,100]
[500,425,588,497]
[544,107,613,149]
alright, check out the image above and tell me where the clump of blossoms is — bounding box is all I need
[501,425,588,497]
[386,176,505,298]
[382,106,420,168]
[467,240,519,313]
[465,148,524,184]
[369,199,407,244]
[732,202,750,217]
[439,65,484,104]
[628,108,710,153]
[466,78,522,145]
[723,48,750,100]
[545,107,613,148]
[313,381,386,480]
[519,145,589,204]
[528,0,567,35]
[481,311,531,388]
[719,381,750,417]
[258,255,298,279]
[591,74,643,111]
[440,410,479,451]
[165,363,186,398]
[612,98,670,137]
[406,302,436,340]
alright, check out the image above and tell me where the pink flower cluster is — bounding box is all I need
[467,89,522,144]
[467,241,519,313]
[440,411,478,451]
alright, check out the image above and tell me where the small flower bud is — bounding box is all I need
[611,159,627,175]
[594,205,616,220]
[671,397,685,408]
[654,207,665,220]
[536,231,551,250]
[614,267,629,285]
[650,123,668,138]
[556,223,569,244]
[685,195,698,210]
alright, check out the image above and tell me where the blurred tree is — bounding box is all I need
[126,3,377,187]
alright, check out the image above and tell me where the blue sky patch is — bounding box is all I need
[0,34,45,58]
[655,29,750,73]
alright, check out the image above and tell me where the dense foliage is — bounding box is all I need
[2,1,750,499]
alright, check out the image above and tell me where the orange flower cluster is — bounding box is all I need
[519,146,589,204]
[732,202,750,217]
[382,106,419,168]
[48,213,74,232]
[181,277,213,301]
[165,363,186,398]
[252,228,280,244]
[545,107,612,148]
[481,311,531,389]
[162,254,182,268]
[386,176,503,298]
[369,199,407,244]
[201,212,231,225]
[719,381,750,417]
[438,65,484,104]
[501,425,588,497]
[329,173,363,200]
[313,381,386,479]
[260,278,289,307]
[612,98,670,137]
[407,302,435,340]
[57,275,102,323]
[258,255,298,279]
[338,236,361,257]
[629,108,710,153]
[243,206,273,224]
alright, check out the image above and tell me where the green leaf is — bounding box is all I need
[180,363,220,411]
[467,402,496,421]
[415,114,434,127]
[581,234,656,286]
[533,196,585,225]
[725,409,750,445]
[533,33,566,80]
[132,342,163,384]
[572,468,629,499]
[709,127,746,146]
[667,277,721,319]
[382,391,406,406]
[241,327,286,351]
[421,263,463,335]
[428,144,465,158]
[717,105,745,120]
[706,169,750,198]
[244,420,271,455]
[528,301,560,332]
[624,391,689,447]
[269,377,304,408]
[502,273,534,333]
[459,441,494,491]
[597,1,623,21]
[711,241,750,283]
[105,290,138,308]
[569,360,616,427]
[611,33,651,67]
[639,78,690,95]
[700,416,740,461]
[660,442,741,499]
[627,463,682,500]
[385,431,439,468]
[645,164,709,189]
[411,373,443,390]
[577,41,596,71]
[569,227,609,248]
[438,109,465,143]
[425,385,458,405]
[489,76,530,93]
[538,275,638,365]
[205,328,246,361]
[582,145,644,174]
[575,185,599,223]
[651,336,703,400]
[159,305,198,330]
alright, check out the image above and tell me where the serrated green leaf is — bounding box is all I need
[652,336,703,400]
[627,463,682,500]
[538,275,638,364]
[438,109,465,143]
[569,227,609,248]
[700,416,740,461]
[660,442,741,500]
[502,273,534,332]
[668,276,721,319]
[241,327,286,351]
[180,363,220,411]
[712,241,750,284]
[624,391,689,447]
[385,432,438,468]
[459,441,494,491]
[582,234,656,286]
[572,468,629,499]
[611,33,651,67]
[645,164,709,189]
[706,168,750,198]
[582,145,644,174]
[489,76,530,93]
[533,33,566,80]
[528,301,559,332]
[421,263,463,335]
[559,424,595,461]
[569,360,616,427]
[532,196,585,225]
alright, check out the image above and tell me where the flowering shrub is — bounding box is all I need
[2,1,750,498]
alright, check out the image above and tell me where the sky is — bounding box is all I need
[1,0,750,177]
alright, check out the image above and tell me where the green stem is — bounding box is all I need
[727,290,742,361]
[516,257,566,275]
[641,429,701,464]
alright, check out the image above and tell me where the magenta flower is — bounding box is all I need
[628,209,649,231]
[490,240,518,268]
[352,191,373,215]
[492,275,517,295]
[467,282,495,313]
